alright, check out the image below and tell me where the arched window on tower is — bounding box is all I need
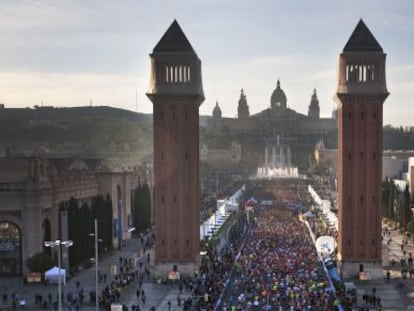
[346,63,376,83]
[368,64,376,81]
[362,65,366,82]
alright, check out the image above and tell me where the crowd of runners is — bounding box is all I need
[220,207,340,311]
[191,177,353,311]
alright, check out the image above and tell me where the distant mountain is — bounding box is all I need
[0,106,153,159]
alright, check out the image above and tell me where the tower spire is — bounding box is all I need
[343,19,383,52]
[153,20,195,53]
[147,20,203,276]
[336,19,388,279]
[238,88,249,119]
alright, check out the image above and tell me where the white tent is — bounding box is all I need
[315,235,336,255]
[303,210,314,218]
[45,266,66,285]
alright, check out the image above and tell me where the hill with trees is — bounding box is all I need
[0,106,153,160]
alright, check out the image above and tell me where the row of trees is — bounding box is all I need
[65,183,153,271]
[65,195,113,271]
[26,194,114,274]
[28,185,153,274]
[131,183,152,233]
[383,125,414,150]
[383,178,412,229]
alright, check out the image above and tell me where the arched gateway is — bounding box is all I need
[0,221,22,276]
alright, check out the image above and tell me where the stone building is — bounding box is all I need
[314,139,338,172]
[205,80,337,171]
[0,156,134,277]
[147,20,203,276]
[336,20,389,279]
[200,141,242,169]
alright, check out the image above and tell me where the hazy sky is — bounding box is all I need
[0,0,413,126]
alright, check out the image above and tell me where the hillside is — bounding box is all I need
[1,105,411,167]
[0,106,153,160]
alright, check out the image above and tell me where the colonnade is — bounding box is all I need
[264,145,291,168]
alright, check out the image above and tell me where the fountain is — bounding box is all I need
[256,165,299,179]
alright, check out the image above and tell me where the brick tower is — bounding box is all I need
[147,20,204,277]
[336,20,389,279]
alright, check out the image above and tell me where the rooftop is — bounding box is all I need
[153,20,195,53]
[343,19,383,52]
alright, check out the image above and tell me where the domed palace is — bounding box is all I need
[205,79,337,170]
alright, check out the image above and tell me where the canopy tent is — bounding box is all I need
[45,266,66,285]
[316,235,336,255]
[303,210,314,218]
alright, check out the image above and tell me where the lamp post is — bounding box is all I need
[89,219,103,311]
[44,239,73,311]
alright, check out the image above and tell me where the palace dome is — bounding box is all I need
[270,79,287,109]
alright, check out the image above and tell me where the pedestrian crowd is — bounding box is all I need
[192,214,247,310]
[219,207,340,311]
[99,235,153,311]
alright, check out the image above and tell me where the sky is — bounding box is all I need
[0,0,413,126]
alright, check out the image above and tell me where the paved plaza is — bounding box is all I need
[4,223,414,310]
[0,232,193,311]
[348,224,414,311]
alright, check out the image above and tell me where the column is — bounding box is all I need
[264,146,268,168]
[280,146,284,168]
[60,209,70,270]
[272,146,276,167]
[287,146,291,167]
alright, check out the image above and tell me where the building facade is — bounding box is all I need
[0,156,134,277]
[205,81,337,171]
[147,20,204,276]
[336,20,389,279]
[200,142,242,169]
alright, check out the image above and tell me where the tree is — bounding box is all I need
[383,179,396,220]
[27,252,55,273]
[104,194,114,249]
[382,179,391,218]
[142,183,152,229]
[67,197,80,268]
[132,183,152,233]
[402,185,412,227]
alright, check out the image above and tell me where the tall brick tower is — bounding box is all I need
[147,20,204,276]
[336,20,389,279]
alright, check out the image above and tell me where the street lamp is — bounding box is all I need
[44,239,73,311]
[89,219,103,311]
